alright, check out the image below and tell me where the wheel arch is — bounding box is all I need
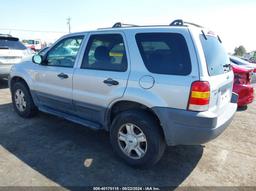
[9,76,37,105]
[10,76,30,91]
[106,100,165,138]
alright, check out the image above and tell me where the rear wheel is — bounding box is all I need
[11,82,38,118]
[110,110,166,168]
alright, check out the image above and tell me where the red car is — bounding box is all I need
[231,64,254,107]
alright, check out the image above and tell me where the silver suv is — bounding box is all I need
[9,20,238,167]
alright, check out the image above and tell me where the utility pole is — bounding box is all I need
[67,17,71,33]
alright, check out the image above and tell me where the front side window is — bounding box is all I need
[46,36,84,68]
[136,33,191,75]
[82,34,127,72]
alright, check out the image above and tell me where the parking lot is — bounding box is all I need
[0,79,256,189]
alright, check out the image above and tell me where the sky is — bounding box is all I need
[0,0,255,53]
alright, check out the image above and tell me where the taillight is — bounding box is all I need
[234,73,249,84]
[248,72,252,83]
[188,81,210,112]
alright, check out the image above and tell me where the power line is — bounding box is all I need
[0,28,66,34]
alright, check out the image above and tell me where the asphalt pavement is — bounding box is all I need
[0,79,255,190]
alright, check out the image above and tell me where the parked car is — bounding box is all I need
[9,20,237,167]
[231,64,254,107]
[230,56,256,83]
[22,39,43,52]
[249,57,256,64]
[0,34,32,79]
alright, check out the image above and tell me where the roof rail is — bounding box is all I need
[184,21,203,28]
[100,20,203,30]
[112,22,139,28]
[170,19,203,28]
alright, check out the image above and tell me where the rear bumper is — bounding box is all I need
[0,65,12,78]
[152,93,238,146]
[233,84,254,107]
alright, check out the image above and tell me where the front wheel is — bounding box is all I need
[110,110,166,168]
[11,82,38,118]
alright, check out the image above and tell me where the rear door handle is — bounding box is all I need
[103,78,119,86]
[57,73,69,79]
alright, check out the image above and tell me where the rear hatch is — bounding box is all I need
[199,32,234,112]
[0,36,27,65]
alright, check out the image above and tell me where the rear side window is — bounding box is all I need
[136,33,191,75]
[0,37,26,50]
[82,34,127,72]
[200,35,230,76]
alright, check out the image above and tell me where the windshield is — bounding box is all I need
[200,34,230,76]
[0,38,26,50]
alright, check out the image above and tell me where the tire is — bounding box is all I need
[11,82,38,118]
[110,109,166,168]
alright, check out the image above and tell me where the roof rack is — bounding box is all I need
[170,19,184,26]
[101,19,203,30]
[112,22,139,28]
[170,19,203,28]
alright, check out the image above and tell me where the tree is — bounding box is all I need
[234,46,246,57]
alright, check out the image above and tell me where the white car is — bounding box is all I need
[0,34,32,79]
[22,39,42,52]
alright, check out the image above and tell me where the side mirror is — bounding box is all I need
[32,54,43,64]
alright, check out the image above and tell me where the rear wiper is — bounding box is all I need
[201,30,207,40]
[223,63,231,72]
[217,35,222,43]
[223,64,231,68]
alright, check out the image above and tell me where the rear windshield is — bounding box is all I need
[200,35,230,76]
[230,56,249,66]
[0,37,26,50]
[136,33,191,75]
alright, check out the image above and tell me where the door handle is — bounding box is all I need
[103,78,119,86]
[57,73,69,79]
